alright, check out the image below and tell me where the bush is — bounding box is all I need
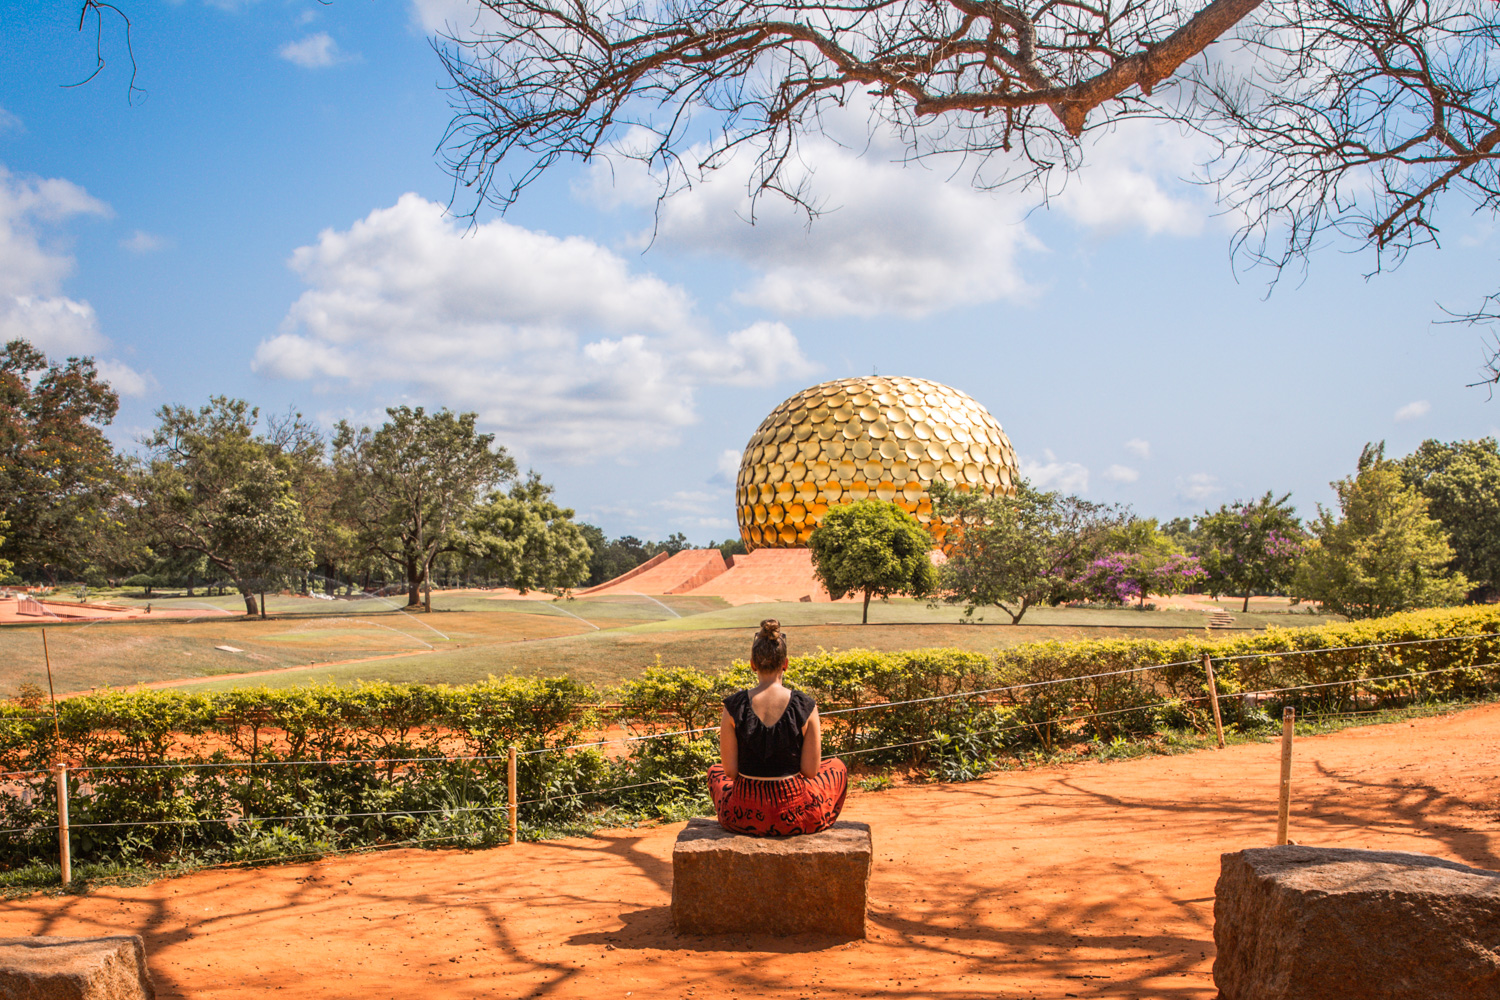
[3,605,1498,877]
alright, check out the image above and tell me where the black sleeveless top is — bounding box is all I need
[724,688,816,777]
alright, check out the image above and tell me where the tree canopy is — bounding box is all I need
[136,397,315,616]
[1294,448,1469,619]
[465,473,594,594]
[0,340,125,583]
[1194,492,1306,611]
[808,499,938,623]
[930,480,1126,624]
[1396,437,1500,596]
[334,407,518,608]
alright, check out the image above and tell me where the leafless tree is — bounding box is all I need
[434,0,1265,211]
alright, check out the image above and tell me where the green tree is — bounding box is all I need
[1080,519,1203,608]
[931,480,1125,624]
[1294,450,1469,620]
[0,515,13,581]
[136,398,315,616]
[808,499,938,624]
[0,340,125,583]
[334,407,517,608]
[464,473,593,593]
[1396,438,1500,597]
[1194,492,1306,612]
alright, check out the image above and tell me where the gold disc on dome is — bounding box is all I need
[768,503,785,524]
[968,442,987,463]
[797,480,818,501]
[862,460,884,480]
[835,460,857,481]
[877,391,897,406]
[779,526,798,544]
[787,407,808,424]
[772,424,792,444]
[811,460,831,480]
[926,441,947,462]
[885,405,907,424]
[851,440,873,460]
[776,482,795,503]
[808,501,828,519]
[799,439,821,462]
[904,440,925,461]
[823,439,846,460]
[917,460,936,479]
[903,482,923,501]
[932,422,952,442]
[859,404,880,422]
[983,466,1000,485]
[964,463,982,483]
[841,423,861,441]
[893,421,914,440]
[786,461,807,481]
[788,502,807,521]
[940,462,959,481]
[817,423,837,441]
[875,481,898,502]
[766,465,784,484]
[848,482,870,500]
[913,421,933,441]
[823,482,843,502]
[833,403,854,422]
[811,406,830,423]
[879,439,901,460]
[868,421,889,439]
[891,461,912,480]
[793,423,814,442]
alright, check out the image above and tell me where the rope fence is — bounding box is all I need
[3,632,1497,885]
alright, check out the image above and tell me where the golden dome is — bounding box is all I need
[735,376,1019,550]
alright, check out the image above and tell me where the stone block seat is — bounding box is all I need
[1214,846,1500,1000]
[0,935,156,1000]
[671,817,871,937]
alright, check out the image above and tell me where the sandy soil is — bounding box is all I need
[6,704,1497,1000]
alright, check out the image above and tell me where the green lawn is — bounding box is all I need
[0,590,1338,697]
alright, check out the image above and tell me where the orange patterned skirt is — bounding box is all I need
[706,759,848,837]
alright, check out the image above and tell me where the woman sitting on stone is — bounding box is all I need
[707,619,848,836]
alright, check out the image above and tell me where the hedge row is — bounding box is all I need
[3,606,1498,873]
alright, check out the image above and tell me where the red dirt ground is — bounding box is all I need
[6,705,1498,1000]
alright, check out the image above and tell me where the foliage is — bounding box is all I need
[1295,449,1470,619]
[465,473,593,593]
[333,407,517,608]
[3,605,1499,879]
[1076,550,1204,607]
[136,397,315,616]
[808,499,938,623]
[1397,438,1500,596]
[1194,492,1306,610]
[932,480,1127,624]
[0,340,125,584]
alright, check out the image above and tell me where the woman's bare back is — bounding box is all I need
[748,683,793,727]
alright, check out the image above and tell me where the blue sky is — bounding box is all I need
[2,0,1497,543]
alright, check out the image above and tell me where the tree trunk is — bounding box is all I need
[406,558,423,608]
[862,589,871,624]
[1242,590,1251,613]
[260,592,267,620]
[241,589,259,617]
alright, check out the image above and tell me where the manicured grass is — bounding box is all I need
[1,590,1338,697]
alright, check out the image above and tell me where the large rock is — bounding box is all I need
[1214,846,1500,1000]
[672,817,871,937]
[0,936,155,1000]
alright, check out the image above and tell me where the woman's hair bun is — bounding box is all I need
[758,618,782,638]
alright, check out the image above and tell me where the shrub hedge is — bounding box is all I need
[3,605,1499,875]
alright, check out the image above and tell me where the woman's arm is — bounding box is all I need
[799,707,822,779]
[719,707,738,781]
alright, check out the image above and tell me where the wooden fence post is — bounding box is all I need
[1202,653,1225,749]
[1276,706,1295,846]
[54,763,71,886]
[507,746,518,846]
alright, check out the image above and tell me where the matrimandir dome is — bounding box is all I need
[735,376,1020,551]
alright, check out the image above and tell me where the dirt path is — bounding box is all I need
[6,705,1498,999]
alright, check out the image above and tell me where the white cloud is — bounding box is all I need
[717,448,743,482]
[1124,438,1151,459]
[1022,450,1090,493]
[255,193,816,460]
[120,230,170,254]
[278,33,351,68]
[0,164,149,394]
[0,106,20,135]
[585,122,1040,319]
[1394,400,1431,422]
[1177,473,1221,503]
[1052,120,1219,236]
[1103,464,1140,484]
